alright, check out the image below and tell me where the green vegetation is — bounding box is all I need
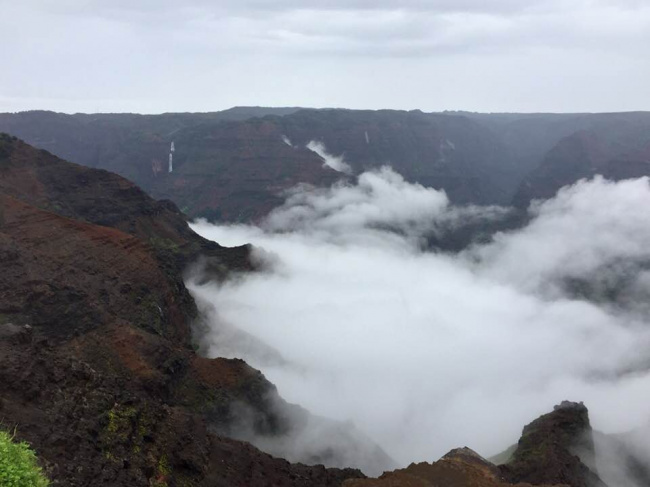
[101,403,158,459]
[105,405,139,442]
[0,428,49,487]
[102,403,156,449]
[149,237,180,255]
[151,454,172,486]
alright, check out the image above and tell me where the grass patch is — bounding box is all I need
[0,428,49,487]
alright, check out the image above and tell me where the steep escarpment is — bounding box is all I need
[0,134,251,345]
[509,112,650,207]
[149,117,342,221]
[0,193,190,342]
[0,109,520,220]
[0,135,368,485]
[513,132,650,207]
[0,108,299,184]
[0,109,331,222]
[512,131,611,207]
[0,133,249,270]
[281,109,520,202]
[4,109,650,222]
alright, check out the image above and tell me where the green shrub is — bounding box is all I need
[0,429,49,487]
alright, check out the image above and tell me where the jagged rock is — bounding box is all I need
[499,401,607,487]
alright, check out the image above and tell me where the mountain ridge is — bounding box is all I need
[3,108,650,222]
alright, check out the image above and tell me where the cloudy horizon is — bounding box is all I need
[2,0,650,114]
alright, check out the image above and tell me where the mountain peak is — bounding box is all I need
[502,401,606,487]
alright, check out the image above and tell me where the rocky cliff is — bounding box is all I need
[0,108,520,220]
[500,401,606,487]
[513,128,650,207]
[3,109,650,221]
[0,134,370,486]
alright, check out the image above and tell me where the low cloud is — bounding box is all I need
[189,169,650,470]
[265,167,507,246]
[306,140,353,175]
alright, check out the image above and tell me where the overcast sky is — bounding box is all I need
[1,0,649,113]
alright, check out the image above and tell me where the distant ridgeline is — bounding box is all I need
[1,109,649,222]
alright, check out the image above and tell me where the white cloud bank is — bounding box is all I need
[189,169,650,468]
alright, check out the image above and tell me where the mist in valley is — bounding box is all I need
[5,0,650,484]
[188,168,650,471]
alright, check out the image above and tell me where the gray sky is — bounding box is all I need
[1,0,649,113]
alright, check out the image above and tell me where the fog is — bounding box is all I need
[188,169,650,468]
[306,140,353,175]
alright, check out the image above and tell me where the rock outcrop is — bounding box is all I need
[346,401,612,487]
[500,401,606,487]
[0,134,367,486]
